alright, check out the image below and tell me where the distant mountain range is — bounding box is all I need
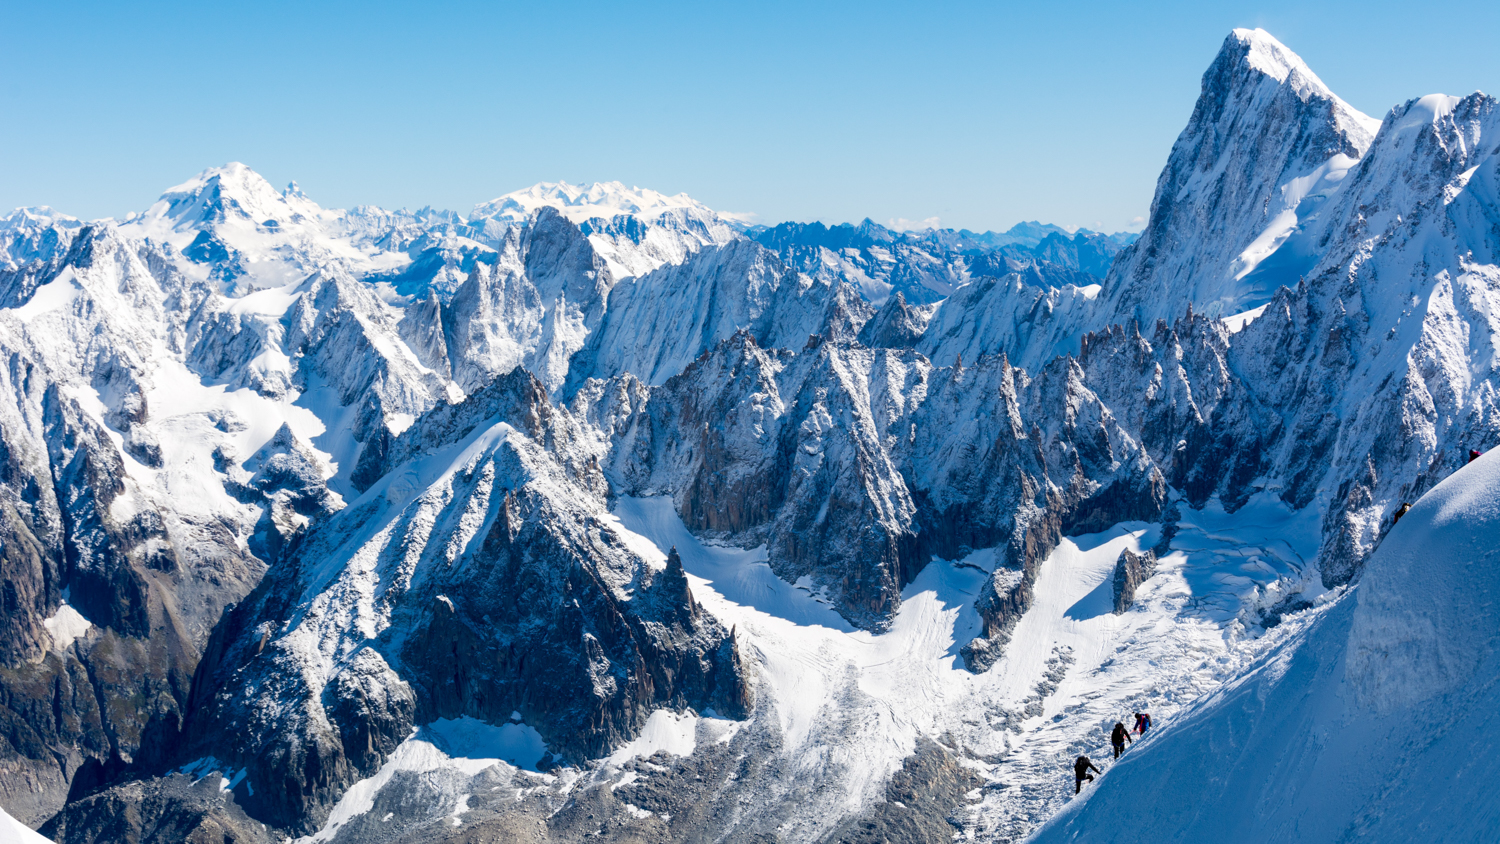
[2,25,1497,844]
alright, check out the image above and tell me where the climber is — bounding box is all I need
[1471,449,1484,464]
[1392,502,1412,526]
[1074,755,1101,794]
[1110,721,1132,758]
[1134,711,1152,736]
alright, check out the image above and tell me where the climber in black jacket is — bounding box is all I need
[1074,755,1101,794]
[1110,721,1132,758]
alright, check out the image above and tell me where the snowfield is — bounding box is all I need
[2,24,1499,844]
[1032,451,1500,843]
[288,488,1330,843]
[608,494,1330,841]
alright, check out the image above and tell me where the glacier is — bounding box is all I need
[0,24,1498,844]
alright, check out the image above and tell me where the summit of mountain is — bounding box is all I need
[1100,28,1381,327]
[2,25,1499,844]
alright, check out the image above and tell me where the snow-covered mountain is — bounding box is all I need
[1100,28,1381,327]
[2,25,1499,844]
[1031,451,1500,843]
[471,180,749,227]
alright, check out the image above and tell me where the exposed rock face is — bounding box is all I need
[182,369,748,834]
[856,291,931,349]
[225,422,342,562]
[441,207,614,394]
[1086,84,1500,589]
[2,28,1500,840]
[0,208,83,310]
[41,773,275,844]
[579,332,929,631]
[749,217,1130,305]
[1101,27,1380,326]
[581,330,1166,639]
[917,266,1103,373]
[0,325,258,827]
[821,738,985,844]
[1112,548,1158,614]
[749,218,968,304]
[1032,230,1124,277]
[563,238,873,394]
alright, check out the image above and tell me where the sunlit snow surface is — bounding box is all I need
[610,493,1324,841]
[0,804,52,843]
[285,489,1327,842]
[1032,451,1500,844]
[41,602,91,651]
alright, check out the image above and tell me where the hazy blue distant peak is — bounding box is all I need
[749,217,1134,255]
[995,220,1076,246]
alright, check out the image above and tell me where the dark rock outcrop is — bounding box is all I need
[0,342,260,825]
[821,738,985,843]
[1112,548,1158,614]
[587,329,1168,649]
[41,772,275,844]
[856,292,928,349]
[178,369,749,835]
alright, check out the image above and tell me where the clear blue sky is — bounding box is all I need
[3,1,1497,233]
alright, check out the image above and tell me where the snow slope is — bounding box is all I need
[5,25,1500,843]
[611,493,1324,842]
[290,486,1332,842]
[1031,451,1500,843]
[0,805,53,843]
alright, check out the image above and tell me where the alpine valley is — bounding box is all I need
[2,28,1499,844]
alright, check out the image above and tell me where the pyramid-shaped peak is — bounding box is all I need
[1097,28,1380,330]
[1226,28,1319,87]
[142,162,324,231]
[161,162,277,200]
[1207,30,1380,142]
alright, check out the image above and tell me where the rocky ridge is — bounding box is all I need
[0,25,1497,844]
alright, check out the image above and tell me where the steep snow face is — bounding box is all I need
[1031,452,1500,844]
[1218,90,1500,586]
[6,25,1500,843]
[471,180,738,226]
[918,267,1103,373]
[564,239,872,392]
[1077,33,1500,592]
[1102,28,1379,325]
